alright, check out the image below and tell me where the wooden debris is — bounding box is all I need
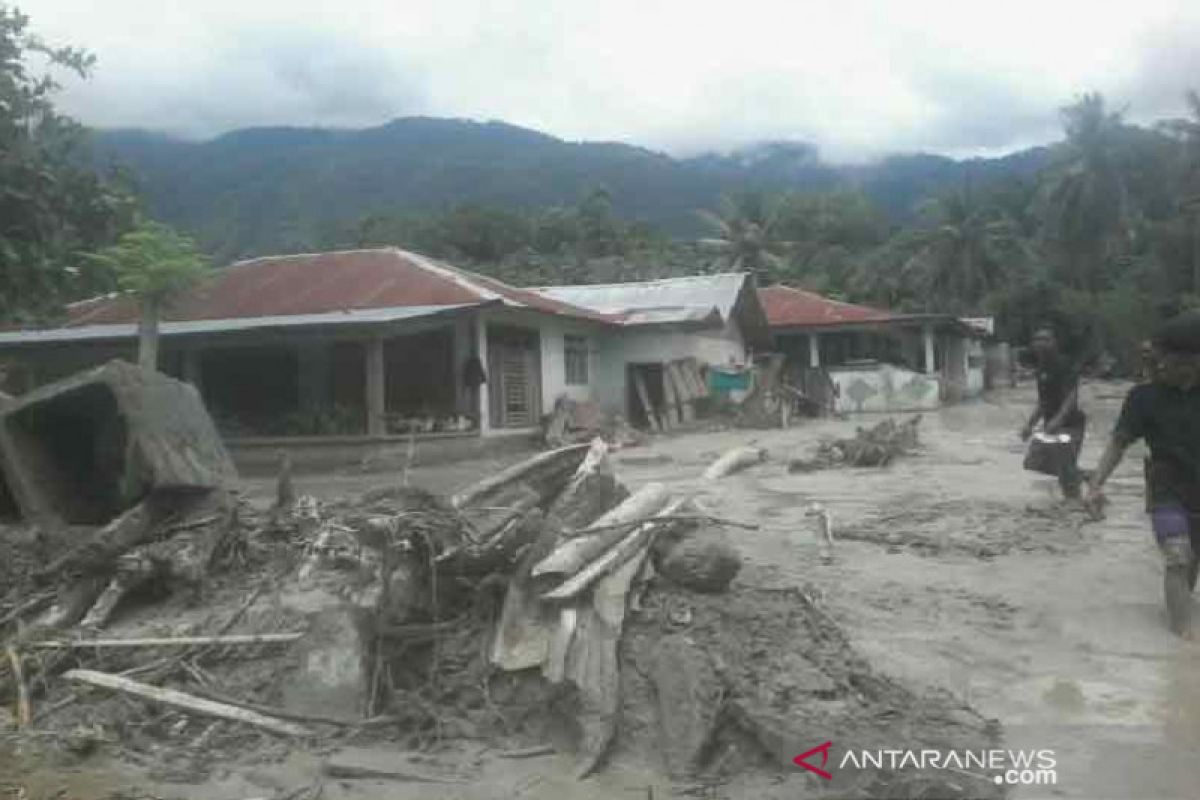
[489,523,564,671]
[543,497,688,602]
[64,669,312,737]
[6,646,30,727]
[702,446,767,480]
[322,749,461,783]
[533,483,669,579]
[632,372,661,432]
[498,744,555,759]
[451,443,590,510]
[28,632,304,650]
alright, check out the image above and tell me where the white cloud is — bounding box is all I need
[25,0,1200,161]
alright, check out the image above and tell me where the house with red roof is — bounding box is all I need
[758,285,989,412]
[0,249,768,448]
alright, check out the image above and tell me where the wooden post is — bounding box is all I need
[922,324,936,375]
[474,314,491,434]
[808,333,821,368]
[366,335,386,436]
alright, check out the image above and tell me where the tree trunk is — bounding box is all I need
[138,297,161,372]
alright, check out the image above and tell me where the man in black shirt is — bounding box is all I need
[1087,336,1200,636]
[1020,326,1087,499]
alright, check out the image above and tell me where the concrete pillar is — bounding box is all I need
[474,314,491,433]
[452,317,471,414]
[922,325,936,374]
[365,335,386,436]
[808,332,821,368]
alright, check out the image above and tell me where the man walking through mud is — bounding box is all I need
[1020,326,1087,500]
[1087,321,1200,636]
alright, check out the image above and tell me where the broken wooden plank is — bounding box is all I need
[29,633,304,650]
[6,646,30,727]
[63,669,312,737]
[322,749,461,783]
[702,446,767,480]
[631,372,661,432]
[661,366,682,427]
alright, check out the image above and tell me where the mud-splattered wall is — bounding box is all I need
[827,364,942,414]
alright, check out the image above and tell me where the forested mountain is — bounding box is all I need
[92,118,1052,262]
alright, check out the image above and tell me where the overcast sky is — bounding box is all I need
[25,0,1200,162]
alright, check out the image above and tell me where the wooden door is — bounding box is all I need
[487,327,541,428]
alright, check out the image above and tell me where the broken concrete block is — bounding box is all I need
[282,607,372,720]
[0,360,236,524]
[658,526,741,593]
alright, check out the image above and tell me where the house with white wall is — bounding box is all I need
[0,251,773,449]
[0,249,614,442]
[759,285,987,413]
[532,274,769,424]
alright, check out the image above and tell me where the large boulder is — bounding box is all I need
[657,525,741,593]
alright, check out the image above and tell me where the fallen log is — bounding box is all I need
[451,443,590,510]
[702,446,767,480]
[532,483,669,579]
[64,669,312,737]
[28,633,304,650]
[542,497,688,602]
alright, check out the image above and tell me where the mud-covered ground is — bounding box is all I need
[7,382,1200,799]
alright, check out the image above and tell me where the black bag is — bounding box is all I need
[1023,433,1073,476]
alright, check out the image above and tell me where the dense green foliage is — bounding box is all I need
[0,5,136,323]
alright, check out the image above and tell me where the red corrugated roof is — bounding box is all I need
[64,248,610,327]
[758,285,895,328]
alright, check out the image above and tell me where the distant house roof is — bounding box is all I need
[533,273,770,345]
[0,249,611,346]
[759,285,988,338]
[758,285,895,329]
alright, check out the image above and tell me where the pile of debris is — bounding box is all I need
[0,366,998,797]
[541,396,645,449]
[789,415,923,472]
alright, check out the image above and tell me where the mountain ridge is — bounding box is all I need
[90,116,1056,262]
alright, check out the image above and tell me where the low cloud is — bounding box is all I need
[29,0,1200,161]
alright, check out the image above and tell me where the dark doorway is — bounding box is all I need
[2,383,129,524]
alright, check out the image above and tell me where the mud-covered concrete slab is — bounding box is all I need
[0,359,236,524]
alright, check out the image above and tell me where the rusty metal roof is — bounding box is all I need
[0,304,490,346]
[758,285,896,328]
[61,248,611,329]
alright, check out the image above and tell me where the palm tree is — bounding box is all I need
[1158,89,1200,292]
[696,192,789,283]
[852,186,1032,314]
[1036,92,1132,292]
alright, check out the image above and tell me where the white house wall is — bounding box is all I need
[827,364,941,414]
[479,307,604,415]
[592,319,747,412]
